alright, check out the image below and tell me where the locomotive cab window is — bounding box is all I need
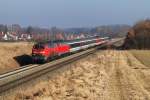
[34,43,45,49]
[48,42,58,48]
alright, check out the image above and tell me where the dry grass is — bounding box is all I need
[130,50,150,67]
[0,42,33,73]
[2,50,150,100]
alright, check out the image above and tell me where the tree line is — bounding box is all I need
[123,19,150,49]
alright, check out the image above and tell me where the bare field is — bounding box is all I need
[130,50,150,67]
[2,50,150,100]
[0,42,33,74]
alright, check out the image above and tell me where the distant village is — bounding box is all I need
[0,24,90,41]
[0,24,130,41]
[0,31,86,41]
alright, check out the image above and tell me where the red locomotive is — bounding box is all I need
[32,36,109,63]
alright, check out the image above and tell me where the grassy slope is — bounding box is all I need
[130,50,150,67]
[0,42,33,73]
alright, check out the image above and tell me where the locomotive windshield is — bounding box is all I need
[34,43,45,49]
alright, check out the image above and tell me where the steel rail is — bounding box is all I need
[0,38,124,93]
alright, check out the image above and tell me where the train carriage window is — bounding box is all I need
[82,40,96,46]
[70,42,81,48]
[69,38,99,48]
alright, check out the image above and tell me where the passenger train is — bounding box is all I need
[32,36,109,63]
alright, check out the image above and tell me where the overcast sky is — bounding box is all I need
[0,0,150,28]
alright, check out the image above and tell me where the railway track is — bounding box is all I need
[0,38,124,93]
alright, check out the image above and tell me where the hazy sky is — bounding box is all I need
[0,0,150,28]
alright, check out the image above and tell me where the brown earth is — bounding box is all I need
[1,50,150,100]
[0,42,33,74]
